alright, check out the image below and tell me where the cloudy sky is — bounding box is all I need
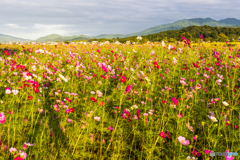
[0,0,239,40]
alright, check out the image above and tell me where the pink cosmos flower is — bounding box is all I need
[177,136,190,145]
[177,113,183,118]
[143,113,149,117]
[172,97,178,106]
[4,50,10,56]
[124,84,133,94]
[167,131,171,139]
[180,80,187,85]
[37,108,44,113]
[65,109,71,113]
[107,126,113,130]
[120,76,126,83]
[19,150,27,159]
[186,122,194,132]
[136,110,140,119]
[225,150,234,160]
[9,147,17,153]
[0,112,6,124]
[94,117,100,121]
[133,115,138,119]
[159,132,166,139]
[1,145,8,151]
[204,150,210,154]
[23,144,27,150]
[101,66,108,73]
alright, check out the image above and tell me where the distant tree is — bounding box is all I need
[218,33,228,42]
[168,38,176,43]
[178,32,192,41]
[184,32,192,41]
[212,31,218,40]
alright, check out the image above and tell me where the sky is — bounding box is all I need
[0,0,239,40]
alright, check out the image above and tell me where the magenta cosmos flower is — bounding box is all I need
[159,132,166,139]
[124,84,133,94]
[172,97,178,106]
[204,150,210,154]
[0,112,6,124]
[225,150,234,160]
[177,136,190,145]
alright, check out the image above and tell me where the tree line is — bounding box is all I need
[73,25,240,43]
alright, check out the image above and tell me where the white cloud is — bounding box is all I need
[5,24,18,28]
[33,24,75,29]
[5,24,28,29]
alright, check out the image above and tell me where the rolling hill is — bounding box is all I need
[0,34,30,43]
[35,34,90,42]
[125,18,240,37]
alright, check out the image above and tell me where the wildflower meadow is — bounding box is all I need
[0,38,240,160]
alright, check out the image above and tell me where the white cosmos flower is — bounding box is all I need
[25,76,32,80]
[168,44,172,50]
[133,105,138,109]
[9,147,17,153]
[12,89,19,95]
[24,142,35,146]
[94,117,100,121]
[137,36,142,40]
[5,89,11,94]
[59,74,68,82]
[173,57,177,64]
[207,115,218,122]
[162,41,165,46]
[223,101,229,106]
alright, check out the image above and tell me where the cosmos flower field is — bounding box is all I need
[0,40,240,160]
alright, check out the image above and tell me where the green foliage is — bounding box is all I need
[94,26,240,43]
[218,33,228,41]
[140,25,240,43]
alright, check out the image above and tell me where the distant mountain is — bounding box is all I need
[35,34,126,42]
[70,36,91,41]
[0,34,30,43]
[218,18,240,26]
[1,18,240,43]
[93,34,125,39]
[126,18,240,37]
[35,34,90,42]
